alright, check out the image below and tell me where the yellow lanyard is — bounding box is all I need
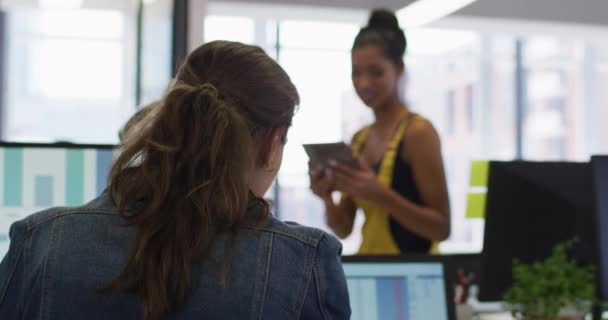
[350,115,439,254]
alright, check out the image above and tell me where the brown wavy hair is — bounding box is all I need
[105,41,299,320]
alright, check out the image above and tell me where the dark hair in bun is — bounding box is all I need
[352,9,407,64]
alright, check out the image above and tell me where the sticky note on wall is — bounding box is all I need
[466,192,487,218]
[470,160,489,187]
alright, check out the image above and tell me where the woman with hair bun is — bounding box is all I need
[310,9,451,255]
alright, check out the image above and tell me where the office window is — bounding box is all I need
[204,16,255,44]
[588,41,608,155]
[522,37,585,161]
[465,84,475,132]
[276,20,363,253]
[3,4,137,143]
[200,6,607,254]
[485,37,518,160]
[406,29,482,251]
[140,0,174,106]
[204,15,280,59]
[278,20,358,50]
[446,90,456,135]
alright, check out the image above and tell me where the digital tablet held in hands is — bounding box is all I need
[303,142,360,170]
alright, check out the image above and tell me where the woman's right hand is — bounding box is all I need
[309,165,334,202]
[310,163,357,239]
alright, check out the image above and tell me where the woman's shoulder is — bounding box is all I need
[14,195,117,235]
[403,114,439,142]
[407,113,433,130]
[399,114,440,161]
[349,123,373,147]
[250,216,342,251]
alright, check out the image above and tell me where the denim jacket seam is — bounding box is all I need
[26,209,116,233]
[258,233,273,320]
[22,229,34,315]
[0,227,26,306]
[41,218,63,320]
[314,238,330,320]
[40,220,53,320]
[293,241,316,317]
[250,232,273,320]
[242,225,320,247]
[313,267,329,320]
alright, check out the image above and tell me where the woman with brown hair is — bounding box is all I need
[0,41,350,320]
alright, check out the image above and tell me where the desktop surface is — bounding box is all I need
[0,142,115,258]
[342,256,455,320]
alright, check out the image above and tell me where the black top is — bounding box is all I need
[373,143,432,253]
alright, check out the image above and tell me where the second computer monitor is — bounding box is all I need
[478,161,596,301]
[592,156,608,302]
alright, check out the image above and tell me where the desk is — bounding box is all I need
[476,313,514,320]
[457,303,608,320]
[455,301,514,320]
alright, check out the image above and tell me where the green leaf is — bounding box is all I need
[503,241,596,317]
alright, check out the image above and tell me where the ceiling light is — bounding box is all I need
[397,0,478,28]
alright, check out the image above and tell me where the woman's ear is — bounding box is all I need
[259,128,286,170]
[397,62,405,77]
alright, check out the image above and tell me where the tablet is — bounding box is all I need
[303,142,359,170]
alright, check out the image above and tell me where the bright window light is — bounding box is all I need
[407,28,478,55]
[397,0,478,28]
[34,10,124,39]
[204,16,255,44]
[29,39,123,99]
[39,0,83,10]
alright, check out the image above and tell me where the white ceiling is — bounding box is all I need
[4,0,607,27]
[215,0,411,10]
[213,0,608,27]
[1,0,134,11]
[455,0,608,27]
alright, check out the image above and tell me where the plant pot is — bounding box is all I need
[524,314,583,320]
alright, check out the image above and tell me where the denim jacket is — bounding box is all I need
[0,194,351,320]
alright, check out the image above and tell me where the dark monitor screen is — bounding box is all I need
[478,161,596,301]
[593,156,608,301]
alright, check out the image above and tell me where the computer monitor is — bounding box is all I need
[0,142,115,258]
[592,156,608,302]
[478,161,596,301]
[342,256,456,320]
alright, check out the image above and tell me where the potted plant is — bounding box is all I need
[503,242,596,320]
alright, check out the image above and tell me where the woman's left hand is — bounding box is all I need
[329,158,388,203]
